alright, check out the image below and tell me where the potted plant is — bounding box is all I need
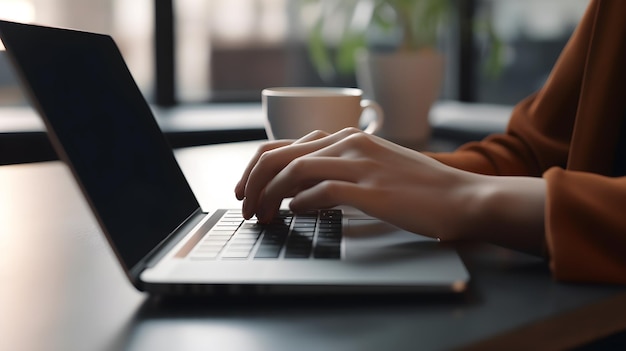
[302,0,500,148]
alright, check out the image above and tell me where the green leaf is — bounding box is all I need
[336,33,366,74]
[302,0,502,79]
[308,18,335,81]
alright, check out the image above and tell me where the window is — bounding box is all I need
[0,0,590,107]
[164,0,591,105]
[0,0,153,106]
[175,0,290,102]
[475,0,588,104]
[0,0,34,105]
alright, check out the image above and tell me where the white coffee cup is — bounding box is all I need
[262,87,384,140]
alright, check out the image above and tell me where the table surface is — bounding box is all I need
[1,140,625,351]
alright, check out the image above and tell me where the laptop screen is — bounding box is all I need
[0,21,201,270]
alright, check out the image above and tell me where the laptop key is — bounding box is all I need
[284,249,311,258]
[254,245,282,259]
[221,250,250,259]
[284,237,313,258]
[313,246,341,259]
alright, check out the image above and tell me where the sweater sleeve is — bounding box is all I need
[544,168,626,284]
[426,93,573,177]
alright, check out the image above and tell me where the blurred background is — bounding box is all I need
[0,0,589,107]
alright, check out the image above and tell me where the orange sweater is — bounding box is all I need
[429,0,626,284]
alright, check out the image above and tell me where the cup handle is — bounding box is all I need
[360,99,384,134]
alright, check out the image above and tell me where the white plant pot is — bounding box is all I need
[356,50,445,149]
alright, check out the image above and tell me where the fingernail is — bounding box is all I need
[242,199,252,219]
[255,207,268,223]
[234,183,243,200]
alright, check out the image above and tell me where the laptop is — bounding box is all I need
[0,20,469,295]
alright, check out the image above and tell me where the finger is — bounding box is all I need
[235,130,332,200]
[235,140,292,200]
[254,157,363,221]
[308,129,387,159]
[292,129,331,144]
[242,128,364,219]
[289,180,369,213]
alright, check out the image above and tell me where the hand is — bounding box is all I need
[235,128,547,254]
[235,128,481,240]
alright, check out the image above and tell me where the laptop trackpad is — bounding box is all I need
[345,219,440,261]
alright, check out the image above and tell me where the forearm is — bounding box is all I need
[455,174,547,256]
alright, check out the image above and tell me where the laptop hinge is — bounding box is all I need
[128,207,209,281]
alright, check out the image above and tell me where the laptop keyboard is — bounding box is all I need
[188,209,342,260]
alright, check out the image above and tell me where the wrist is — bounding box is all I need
[450,174,547,255]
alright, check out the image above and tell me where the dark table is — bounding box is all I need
[1,140,625,351]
